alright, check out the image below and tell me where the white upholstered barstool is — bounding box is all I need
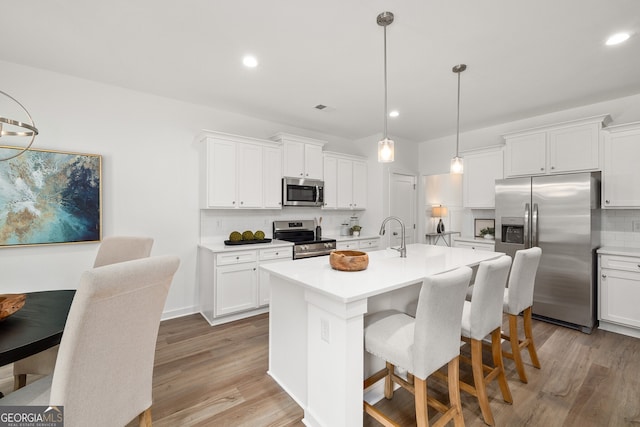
[501,247,542,383]
[363,266,472,427]
[13,236,154,390]
[457,255,513,426]
[1,255,180,427]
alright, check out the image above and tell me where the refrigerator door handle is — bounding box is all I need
[524,203,530,248]
[532,203,539,247]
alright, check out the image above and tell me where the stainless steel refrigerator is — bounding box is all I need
[495,172,601,333]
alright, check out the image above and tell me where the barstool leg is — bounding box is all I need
[385,362,395,399]
[471,338,494,426]
[523,307,541,369]
[508,313,528,383]
[491,328,513,404]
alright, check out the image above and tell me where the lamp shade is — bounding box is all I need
[378,138,394,162]
[432,205,448,218]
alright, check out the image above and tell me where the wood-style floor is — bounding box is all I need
[1,312,639,426]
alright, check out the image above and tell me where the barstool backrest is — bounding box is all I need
[413,266,472,379]
[504,247,542,315]
[467,255,512,339]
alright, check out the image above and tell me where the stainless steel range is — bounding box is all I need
[273,220,336,259]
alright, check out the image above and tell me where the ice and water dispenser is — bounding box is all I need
[500,217,525,245]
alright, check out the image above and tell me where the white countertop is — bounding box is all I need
[199,239,293,253]
[261,243,503,303]
[597,246,640,257]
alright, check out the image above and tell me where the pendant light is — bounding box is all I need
[450,64,466,174]
[377,11,394,163]
[0,90,39,161]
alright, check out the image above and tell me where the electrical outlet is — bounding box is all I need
[321,318,330,343]
[633,220,640,232]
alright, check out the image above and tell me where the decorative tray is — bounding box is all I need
[0,293,27,321]
[224,239,272,246]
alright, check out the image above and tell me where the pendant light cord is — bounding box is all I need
[383,24,388,139]
[455,70,460,157]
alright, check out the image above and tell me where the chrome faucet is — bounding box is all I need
[379,216,407,258]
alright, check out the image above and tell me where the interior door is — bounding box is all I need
[389,173,417,247]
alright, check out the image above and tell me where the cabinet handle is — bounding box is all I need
[601,274,606,278]
[550,166,555,170]
[540,167,544,171]
[232,201,236,204]
[240,201,244,205]
[300,173,303,176]
[605,200,610,204]
[275,252,279,256]
[253,268,256,271]
[306,173,309,176]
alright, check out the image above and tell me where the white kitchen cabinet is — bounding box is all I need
[215,261,258,316]
[263,145,283,208]
[462,148,503,208]
[335,236,380,251]
[198,244,293,325]
[272,133,326,180]
[503,115,609,178]
[452,238,495,251]
[323,155,338,208]
[598,251,640,338]
[198,131,282,209]
[602,122,640,208]
[323,152,367,210]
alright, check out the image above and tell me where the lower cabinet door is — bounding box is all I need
[600,268,640,328]
[215,263,258,316]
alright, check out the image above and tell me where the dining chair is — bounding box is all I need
[13,236,154,390]
[0,255,180,427]
[363,266,472,427]
[501,247,542,383]
[456,255,513,426]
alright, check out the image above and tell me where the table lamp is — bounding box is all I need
[432,205,448,234]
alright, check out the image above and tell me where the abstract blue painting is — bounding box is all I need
[0,146,101,247]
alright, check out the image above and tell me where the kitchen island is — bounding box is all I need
[261,243,503,427]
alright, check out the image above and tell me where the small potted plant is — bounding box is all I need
[480,227,495,240]
[350,225,362,237]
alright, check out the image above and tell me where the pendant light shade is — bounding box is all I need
[377,12,394,163]
[450,64,467,174]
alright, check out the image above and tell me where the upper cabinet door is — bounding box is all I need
[237,143,263,208]
[304,143,324,180]
[282,141,305,178]
[504,133,546,177]
[206,139,237,208]
[547,123,599,173]
[603,123,640,208]
[463,149,503,208]
[336,158,353,209]
[323,155,338,208]
[263,146,282,208]
[352,160,367,210]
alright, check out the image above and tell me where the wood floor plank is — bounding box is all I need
[2,312,640,426]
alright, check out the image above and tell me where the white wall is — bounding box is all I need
[0,60,381,319]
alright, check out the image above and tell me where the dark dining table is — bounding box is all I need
[0,290,75,367]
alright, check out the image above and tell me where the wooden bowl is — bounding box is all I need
[330,250,369,271]
[0,293,26,321]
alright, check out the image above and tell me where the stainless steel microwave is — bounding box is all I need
[282,177,324,207]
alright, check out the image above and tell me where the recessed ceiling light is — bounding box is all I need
[243,55,258,68]
[389,110,399,118]
[606,32,630,46]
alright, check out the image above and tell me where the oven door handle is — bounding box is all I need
[315,185,320,204]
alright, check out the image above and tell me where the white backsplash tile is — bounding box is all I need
[602,209,640,247]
